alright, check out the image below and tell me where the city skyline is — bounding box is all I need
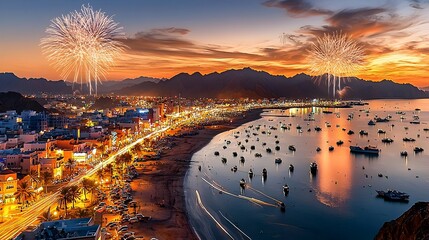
[1,0,429,87]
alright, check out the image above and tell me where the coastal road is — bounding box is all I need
[0,127,170,240]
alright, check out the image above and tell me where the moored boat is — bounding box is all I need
[288,145,296,151]
[289,164,294,172]
[248,169,253,178]
[368,120,376,125]
[376,189,409,202]
[240,178,246,187]
[275,158,282,164]
[400,151,408,157]
[310,162,318,174]
[381,138,393,143]
[283,184,289,194]
[350,145,380,155]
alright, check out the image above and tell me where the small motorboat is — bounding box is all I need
[240,178,246,187]
[262,168,267,177]
[214,151,219,156]
[400,151,408,157]
[240,156,245,163]
[223,146,227,149]
[266,148,272,153]
[414,147,424,153]
[283,184,290,194]
[359,130,368,136]
[347,130,355,135]
[275,146,280,151]
[248,169,253,178]
[403,137,416,142]
[310,162,318,174]
[381,138,394,143]
[288,145,296,151]
[198,165,201,171]
[377,129,386,134]
[233,152,238,157]
[232,166,238,172]
[250,145,255,150]
[376,190,409,202]
[255,153,262,157]
[221,157,227,163]
[328,146,334,151]
[314,127,322,131]
[289,164,294,172]
[316,147,321,152]
[275,158,282,164]
[368,120,376,126]
[336,140,344,146]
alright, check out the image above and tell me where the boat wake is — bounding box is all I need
[219,211,252,240]
[196,190,234,239]
[201,177,277,207]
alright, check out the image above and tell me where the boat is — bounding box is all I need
[240,179,246,187]
[375,117,389,122]
[248,169,253,178]
[381,138,394,143]
[262,168,267,177]
[347,130,355,135]
[350,145,380,155]
[402,137,416,142]
[240,145,245,150]
[250,145,255,150]
[314,126,322,131]
[275,146,280,151]
[368,120,376,126]
[376,190,409,202]
[328,146,334,151]
[283,184,290,194]
[255,153,262,157]
[322,110,333,114]
[414,147,424,153]
[359,130,368,136]
[231,166,238,172]
[223,146,227,149]
[232,152,238,157]
[310,162,318,174]
[198,166,201,171]
[423,128,429,132]
[289,164,294,172]
[226,140,231,144]
[288,145,296,151]
[240,156,245,163]
[214,151,219,156]
[400,151,408,157]
[336,140,344,145]
[275,158,282,164]
[410,120,420,124]
[316,147,321,152]
[377,129,386,134]
[221,157,227,163]
[296,125,302,130]
[266,148,272,153]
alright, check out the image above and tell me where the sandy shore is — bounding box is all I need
[127,109,262,239]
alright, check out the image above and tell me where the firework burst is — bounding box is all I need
[308,32,364,98]
[41,4,126,95]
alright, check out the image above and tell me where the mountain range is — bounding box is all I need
[117,68,428,99]
[1,69,427,99]
[0,92,45,113]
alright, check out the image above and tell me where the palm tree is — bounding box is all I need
[68,185,81,209]
[65,158,76,176]
[58,186,72,217]
[81,178,95,201]
[38,209,52,222]
[14,181,36,206]
[40,171,53,194]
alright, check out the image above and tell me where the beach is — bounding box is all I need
[125,109,262,239]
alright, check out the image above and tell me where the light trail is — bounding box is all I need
[219,211,252,240]
[195,190,234,240]
[0,127,170,240]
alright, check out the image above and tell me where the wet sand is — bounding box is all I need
[128,109,262,239]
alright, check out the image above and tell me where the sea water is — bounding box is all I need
[185,99,429,240]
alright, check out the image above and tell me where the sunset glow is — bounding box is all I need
[1,0,429,86]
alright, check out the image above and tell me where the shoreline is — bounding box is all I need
[128,109,263,239]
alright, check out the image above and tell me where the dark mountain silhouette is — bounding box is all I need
[117,68,428,99]
[0,92,46,113]
[0,72,72,94]
[64,76,165,94]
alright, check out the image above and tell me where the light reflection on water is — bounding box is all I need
[185,99,429,240]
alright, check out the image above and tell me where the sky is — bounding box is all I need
[1,0,429,86]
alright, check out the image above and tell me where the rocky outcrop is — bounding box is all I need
[375,202,429,240]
